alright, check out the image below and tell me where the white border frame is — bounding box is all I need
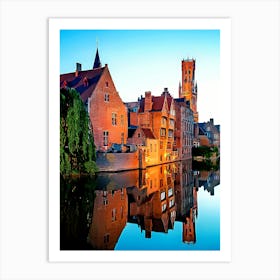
[49,18,231,262]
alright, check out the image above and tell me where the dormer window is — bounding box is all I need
[83,77,89,87]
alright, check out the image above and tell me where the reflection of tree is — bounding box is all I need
[60,176,96,250]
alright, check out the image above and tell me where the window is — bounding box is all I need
[160,128,166,137]
[161,117,167,126]
[112,113,117,125]
[105,81,109,87]
[162,203,167,212]
[169,119,174,127]
[160,141,163,149]
[167,142,171,150]
[103,198,108,205]
[112,208,117,221]
[168,188,173,197]
[103,131,109,146]
[169,199,175,208]
[104,93,109,102]
[168,129,173,138]
[138,133,141,138]
[160,191,166,201]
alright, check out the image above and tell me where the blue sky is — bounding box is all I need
[60,30,220,123]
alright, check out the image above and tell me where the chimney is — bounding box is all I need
[210,118,214,125]
[144,91,152,111]
[75,62,82,77]
[162,87,169,97]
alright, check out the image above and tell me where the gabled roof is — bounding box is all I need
[141,128,156,139]
[139,94,173,113]
[60,67,105,103]
[128,127,156,139]
[151,96,165,111]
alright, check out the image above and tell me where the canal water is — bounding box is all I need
[60,160,220,251]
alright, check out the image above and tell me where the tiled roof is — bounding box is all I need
[60,67,105,103]
[141,128,156,139]
[152,96,165,111]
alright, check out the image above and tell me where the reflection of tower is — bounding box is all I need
[183,208,196,243]
[180,59,198,123]
[88,188,128,250]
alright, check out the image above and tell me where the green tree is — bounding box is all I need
[60,88,98,176]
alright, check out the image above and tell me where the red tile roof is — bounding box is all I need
[152,96,165,111]
[138,94,173,113]
[141,128,156,139]
[60,67,105,103]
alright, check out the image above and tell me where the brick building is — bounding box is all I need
[179,58,198,123]
[60,49,128,151]
[198,118,220,148]
[179,58,199,148]
[174,98,194,160]
[127,127,159,166]
[127,88,177,164]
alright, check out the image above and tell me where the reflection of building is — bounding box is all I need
[197,170,220,196]
[174,160,197,244]
[174,98,194,160]
[126,164,176,238]
[60,49,128,151]
[183,208,196,244]
[88,188,128,249]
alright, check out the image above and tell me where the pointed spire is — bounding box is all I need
[179,81,182,97]
[93,48,101,69]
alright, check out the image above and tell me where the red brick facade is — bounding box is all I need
[60,53,128,151]
[174,99,194,160]
[180,59,199,123]
[88,65,128,151]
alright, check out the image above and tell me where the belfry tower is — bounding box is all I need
[180,59,198,123]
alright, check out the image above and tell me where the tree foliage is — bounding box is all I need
[60,88,98,176]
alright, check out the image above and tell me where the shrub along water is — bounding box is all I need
[60,88,98,176]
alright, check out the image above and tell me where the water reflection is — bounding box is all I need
[60,160,220,250]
